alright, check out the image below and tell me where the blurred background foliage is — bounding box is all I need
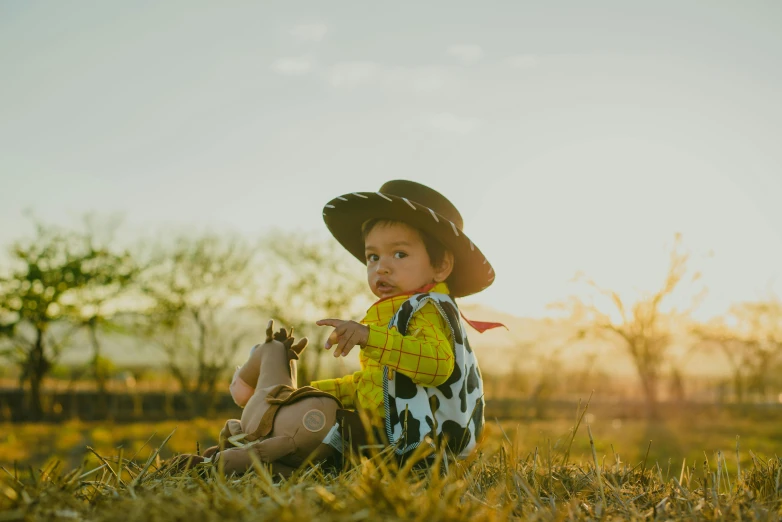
[1,212,782,471]
[2,213,782,421]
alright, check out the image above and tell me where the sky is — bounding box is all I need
[1,1,782,320]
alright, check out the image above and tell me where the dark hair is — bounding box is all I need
[361,218,448,269]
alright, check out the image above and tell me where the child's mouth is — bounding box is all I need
[376,282,394,293]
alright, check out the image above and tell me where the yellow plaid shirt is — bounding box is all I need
[311,282,455,421]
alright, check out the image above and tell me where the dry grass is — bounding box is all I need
[2,410,782,521]
[5,402,782,475]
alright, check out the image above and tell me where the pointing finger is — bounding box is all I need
[317,319,342,327]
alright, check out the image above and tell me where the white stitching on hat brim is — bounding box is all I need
[324,192,495,296]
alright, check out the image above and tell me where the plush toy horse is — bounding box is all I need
[170,320,342,477]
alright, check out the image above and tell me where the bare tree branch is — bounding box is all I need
[562,234,701,417]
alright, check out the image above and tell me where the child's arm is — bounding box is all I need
[310,372,361,409]
[362,302,455,387]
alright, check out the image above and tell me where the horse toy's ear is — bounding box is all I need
[263,319,308,359]
[273,326,294,348]
[287,337,308,360]
[265,320,275,343]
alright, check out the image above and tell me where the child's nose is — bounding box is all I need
[376,259,391,274]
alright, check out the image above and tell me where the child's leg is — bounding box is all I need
[214,446,297,479]
[335,408,368,454]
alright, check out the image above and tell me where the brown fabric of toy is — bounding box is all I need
[247,384,343,441]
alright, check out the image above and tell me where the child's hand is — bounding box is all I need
[316,319,369,358]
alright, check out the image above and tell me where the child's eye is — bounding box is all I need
[394,251,407,259]
[366,253,379,263]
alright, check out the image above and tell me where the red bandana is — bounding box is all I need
[371,283,506,333]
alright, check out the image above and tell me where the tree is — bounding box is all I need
[138,233,258,415]
[258,232,369,385]
[61,215,138,406]
[0,218,134,420]
[694,299,782,403]
[559,234,703,417]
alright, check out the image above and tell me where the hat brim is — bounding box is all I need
[323,191,495,298]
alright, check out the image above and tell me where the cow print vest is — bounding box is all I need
[384,292,485,458]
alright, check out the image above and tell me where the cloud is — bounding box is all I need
[504,54,539,69]
[424,112,479,134]
[447,44,484,64]
[291,23,328,42]
[327,62,445,93]
[271,57,312,76]
[328,61,378,88]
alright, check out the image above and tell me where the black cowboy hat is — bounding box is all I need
[322,180,495,298]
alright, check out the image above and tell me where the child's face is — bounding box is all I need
[364,221,450,299]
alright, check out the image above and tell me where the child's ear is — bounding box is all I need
[434,250,454,282]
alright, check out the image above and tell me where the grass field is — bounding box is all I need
[2,405,781,473]
[1,407,781,520]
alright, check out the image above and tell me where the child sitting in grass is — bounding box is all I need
[312,180,502,460]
